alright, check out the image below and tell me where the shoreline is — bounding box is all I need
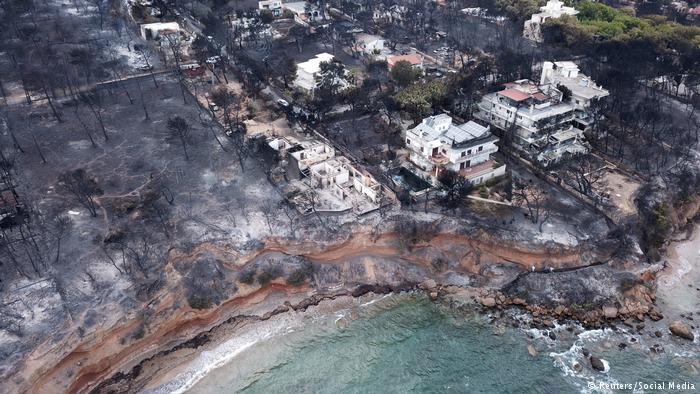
[142,292,395,393]
[89,282,426,394]
[8,210,698,394]
[9,223,606,394]
[89,268,663,394]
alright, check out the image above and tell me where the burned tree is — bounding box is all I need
[437,169,472,213]
[554,154,606,199]
[210,87,241,134]
[57,169,103,217]
[79,91,109,141]
[512,178,550,231]
[166,116,192,160]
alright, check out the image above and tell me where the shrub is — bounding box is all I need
[431,257,448,272]
[479,186,489,199]
[238,269,256,285]
[257,264,283,285]
[188,295,214,310]
[287,261,315,286]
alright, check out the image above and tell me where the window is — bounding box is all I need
[478,146,483,152]
[461,151,466,157]
[467,149,472,155]
[406,138,411,146]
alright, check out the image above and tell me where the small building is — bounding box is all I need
[386,53,424,70]
[282,1,324,25]
[139,21,180,41]
[405,114,506,184]
[258,0,282,16]
[353,33,385,56]
[293,53,340,92]
[523,0,578,43]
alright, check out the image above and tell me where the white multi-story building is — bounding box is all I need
[539,61,609,130]
[523,0,578,43]
[475,71,603,165]
[258,0,282,16]
[405,114,506,184]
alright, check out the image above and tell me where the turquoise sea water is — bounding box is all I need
[186,294,699,394]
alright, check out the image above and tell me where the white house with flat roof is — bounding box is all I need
[523,0,578,42]
[405,114,506,184]
[353,33,386,56]
[293,53,349,93]
[283,1,324,25]
[293,53,335,92]
[139,21,180,41]
[258,0,282,16]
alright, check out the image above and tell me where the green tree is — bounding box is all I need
[390,60,421,87]
[394,80,446,122]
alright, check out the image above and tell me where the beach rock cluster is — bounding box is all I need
[474,284,663,329]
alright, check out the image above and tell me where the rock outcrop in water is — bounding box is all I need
[669,320,695,341]
[589,356,606,372]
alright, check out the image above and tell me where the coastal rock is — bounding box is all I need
[480,297,497,307]
[582,348,590,357]
[512,298,527,306]
[527,344,538,357]
[650,344,664,354]
[669,321,695,341]
[493,325,506,336]
[589,356,606,372]
[336,317,348,330]
[654,330,663,338]
[548,331,557,341]
[420,279,437,290]
[429,291,439,301]
[649,308,663,321]
[602,306,618,319]
[573,362,582,373]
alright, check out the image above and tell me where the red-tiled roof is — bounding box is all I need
[387,54,423,68]
[532,92,548,101]
[498,88,531,102]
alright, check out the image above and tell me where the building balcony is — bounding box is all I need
[458,159,505,182]
[453,146,497,161]
[429,153,450,165]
